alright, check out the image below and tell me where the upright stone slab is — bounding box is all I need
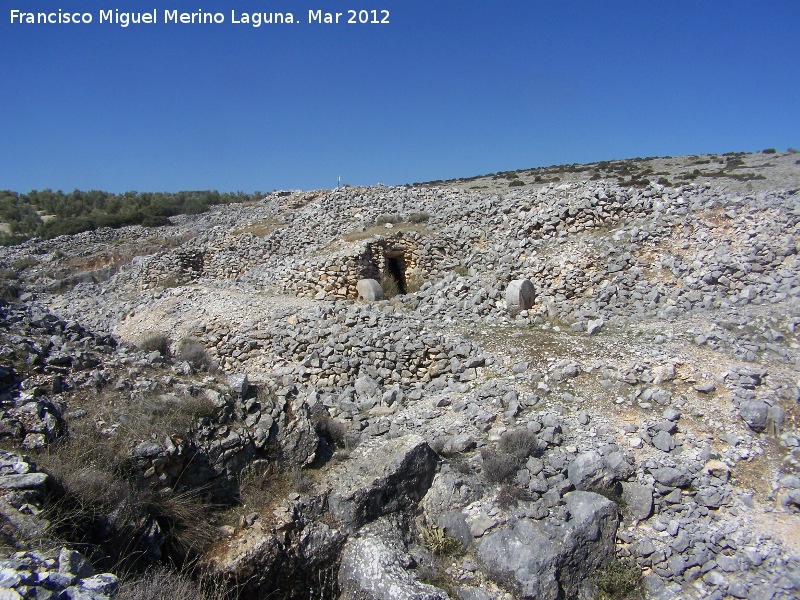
[356,278,385,302]
[506,279,535,312]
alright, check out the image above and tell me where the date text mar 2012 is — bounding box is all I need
[308,10,389,24]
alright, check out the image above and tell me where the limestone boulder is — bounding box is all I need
[338,518,448,600]
[740,400,770,432]
[328,434,438,530]
[567,450,630,493]
[276,399,319,468]
[476,491,618,599]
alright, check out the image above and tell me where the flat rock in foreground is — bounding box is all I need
[327,434,439,530]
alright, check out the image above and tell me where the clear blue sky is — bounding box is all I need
[1,1,798,193]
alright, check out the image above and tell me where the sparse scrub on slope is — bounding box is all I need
[498,428,538,460]
[176,339,218,372]
[480,448,520,484]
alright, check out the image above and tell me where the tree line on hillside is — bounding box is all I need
[0,189,264,244]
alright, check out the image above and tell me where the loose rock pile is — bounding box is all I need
[0,151,798,599]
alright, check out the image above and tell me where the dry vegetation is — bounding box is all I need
[231,219,283,237]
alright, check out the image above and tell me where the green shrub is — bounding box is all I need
[140,214,173,228]
[762,148,777,154]
[508,180,525,187]
[0,189,264,244]
[594,558,643,600]
[408,211,430,223]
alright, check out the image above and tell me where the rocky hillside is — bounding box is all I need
[0,150,798,599]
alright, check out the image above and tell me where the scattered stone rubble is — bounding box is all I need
[0,151,798,598]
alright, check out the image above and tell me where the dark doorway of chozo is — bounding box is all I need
[386,255,407,294]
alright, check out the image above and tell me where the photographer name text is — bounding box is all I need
[9,8,391,27]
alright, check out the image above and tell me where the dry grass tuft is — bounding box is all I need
[405,271,425,293]
[380,272,400,298]
[420,525,462,556]
[116,566,230,600]
[231,219,282,237]
[137,334,171,356]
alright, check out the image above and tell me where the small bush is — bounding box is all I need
[379,272,400,298]
[235,461,280,513]
[138,334,171,357]
[0,280,19,301]
[496,484,534,509]
[12,256,37,271]
[449,455,474,475]
[595,558,643,600]
[290,467,315,494]
[176,339,216,372]
[408,211,430,223]
[40,441,217,569]
[140,214,172,228]
[143,488,218,557]
[480,448,520,484]
[375,213,402,225]
[508,180,525,187]
[498,429,538,460]
[762,148,777,154]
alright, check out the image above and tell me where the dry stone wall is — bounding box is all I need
[192,302,485,391]
[273,246,380,300]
